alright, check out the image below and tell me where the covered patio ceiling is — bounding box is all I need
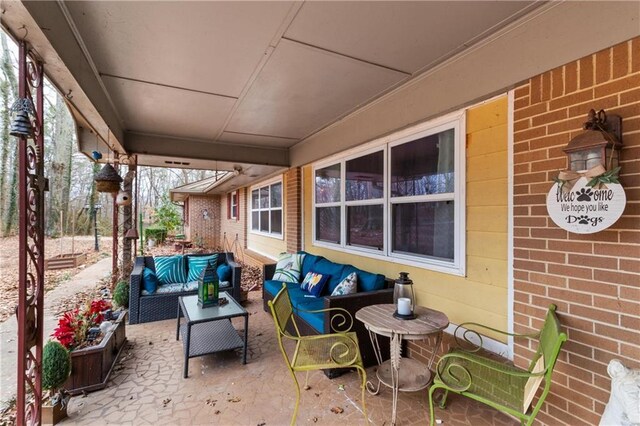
[2,1,638,185]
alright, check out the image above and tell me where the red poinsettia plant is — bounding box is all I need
[53,299,112,350]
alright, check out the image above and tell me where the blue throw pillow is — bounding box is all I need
[217,263,232,282]
[142,267,160,294]
[186,254,218,282]
[301,271,329,297]
[155,255,187,285]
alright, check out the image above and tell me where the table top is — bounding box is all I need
[355,304,449,339]
[179,292,246,324]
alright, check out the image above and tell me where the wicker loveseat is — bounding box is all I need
[262,251,393,369]
[129,252,241,324]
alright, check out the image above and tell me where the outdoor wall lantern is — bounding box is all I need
[563,109,622,172]
[548,108,626,235]
[198,260,219,308]
[393,272,416,320]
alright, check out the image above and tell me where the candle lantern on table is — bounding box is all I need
[393,272,416,320]
[197,260,219,308]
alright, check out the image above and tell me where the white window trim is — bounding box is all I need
[249,178,284,240]
[312,109,466,276]
[230,190,238,220]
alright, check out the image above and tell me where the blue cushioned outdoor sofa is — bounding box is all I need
[130,252,241,324]
[262,251,393,369]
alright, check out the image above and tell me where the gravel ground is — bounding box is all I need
[0,235,112,323]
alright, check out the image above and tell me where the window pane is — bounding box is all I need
[315,207,341,243]
[270,210,282,234]
[270,183,282,208]
[260,187,269,208]
[251,211,259,230]
[260,211,269,232]
[315,164,341,203]
[232,205,238,218]
[392,201,454,261]
[346,151,383,201]
[391,128,455,197]
[252,190,259,209]
[347,205,383,250]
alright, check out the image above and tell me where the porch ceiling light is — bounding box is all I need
[563,109,622,172]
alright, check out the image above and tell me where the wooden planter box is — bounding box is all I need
[63,311,127,395]
[45,253,87,270]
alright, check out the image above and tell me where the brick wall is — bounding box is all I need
[187,195,220,249]
[219,188,247,257]
[513,37,639,425]
[285,167,302,253]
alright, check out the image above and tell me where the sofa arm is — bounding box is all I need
[129,257,145,324]
[226,256,242,303]
[263,263,276,281]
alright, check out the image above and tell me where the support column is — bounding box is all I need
[285,167,302,253]
[121,161,136,278]
[111,186,119,289]
[16,40,45,426]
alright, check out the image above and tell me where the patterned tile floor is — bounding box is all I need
[63,292,518,425]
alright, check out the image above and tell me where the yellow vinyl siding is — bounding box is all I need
[247,233,285,260]
[303,96,509,340]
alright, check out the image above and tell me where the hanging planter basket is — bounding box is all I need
[94,163,123,193]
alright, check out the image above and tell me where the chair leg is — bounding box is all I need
[428,385,444,426]
[438,389,449,409]
[356,366,369,425]
[289,370,301,426]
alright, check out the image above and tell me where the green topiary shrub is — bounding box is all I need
[113,280,129,308]
[42,341,71,392]
[144,226,167,244]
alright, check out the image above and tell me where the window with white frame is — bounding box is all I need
[251,181,282,237]
[229,191,238,220]
[312,112,465,275]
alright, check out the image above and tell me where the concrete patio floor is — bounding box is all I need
[63,292,518,425]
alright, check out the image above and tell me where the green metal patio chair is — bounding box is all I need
[267,284,368,425]
[428,304,567,426]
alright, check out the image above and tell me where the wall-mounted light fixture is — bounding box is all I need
[563,109,622,172]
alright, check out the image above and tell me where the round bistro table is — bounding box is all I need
[355,304,449,426]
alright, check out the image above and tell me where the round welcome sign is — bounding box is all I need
[546,177,626,234]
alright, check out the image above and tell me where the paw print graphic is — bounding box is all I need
[576,188,593,202]
[578,215,589,225]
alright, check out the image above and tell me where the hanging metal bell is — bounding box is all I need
[10,110,33,137]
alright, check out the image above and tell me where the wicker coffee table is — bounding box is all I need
[176,292,248,378]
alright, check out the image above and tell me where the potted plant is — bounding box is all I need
[52,298,127,395]
[42,341,71,425]
[113,281,129,309]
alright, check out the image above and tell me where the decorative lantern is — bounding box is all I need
[94,163,123,193]
[197,260,219,308]
[393,272,416,320]
[563,109,622,172]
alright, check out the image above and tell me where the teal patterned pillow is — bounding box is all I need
[154,255,187,285]
[187,254,218,282]
[272,253,305,283]
[331,272,357,296]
